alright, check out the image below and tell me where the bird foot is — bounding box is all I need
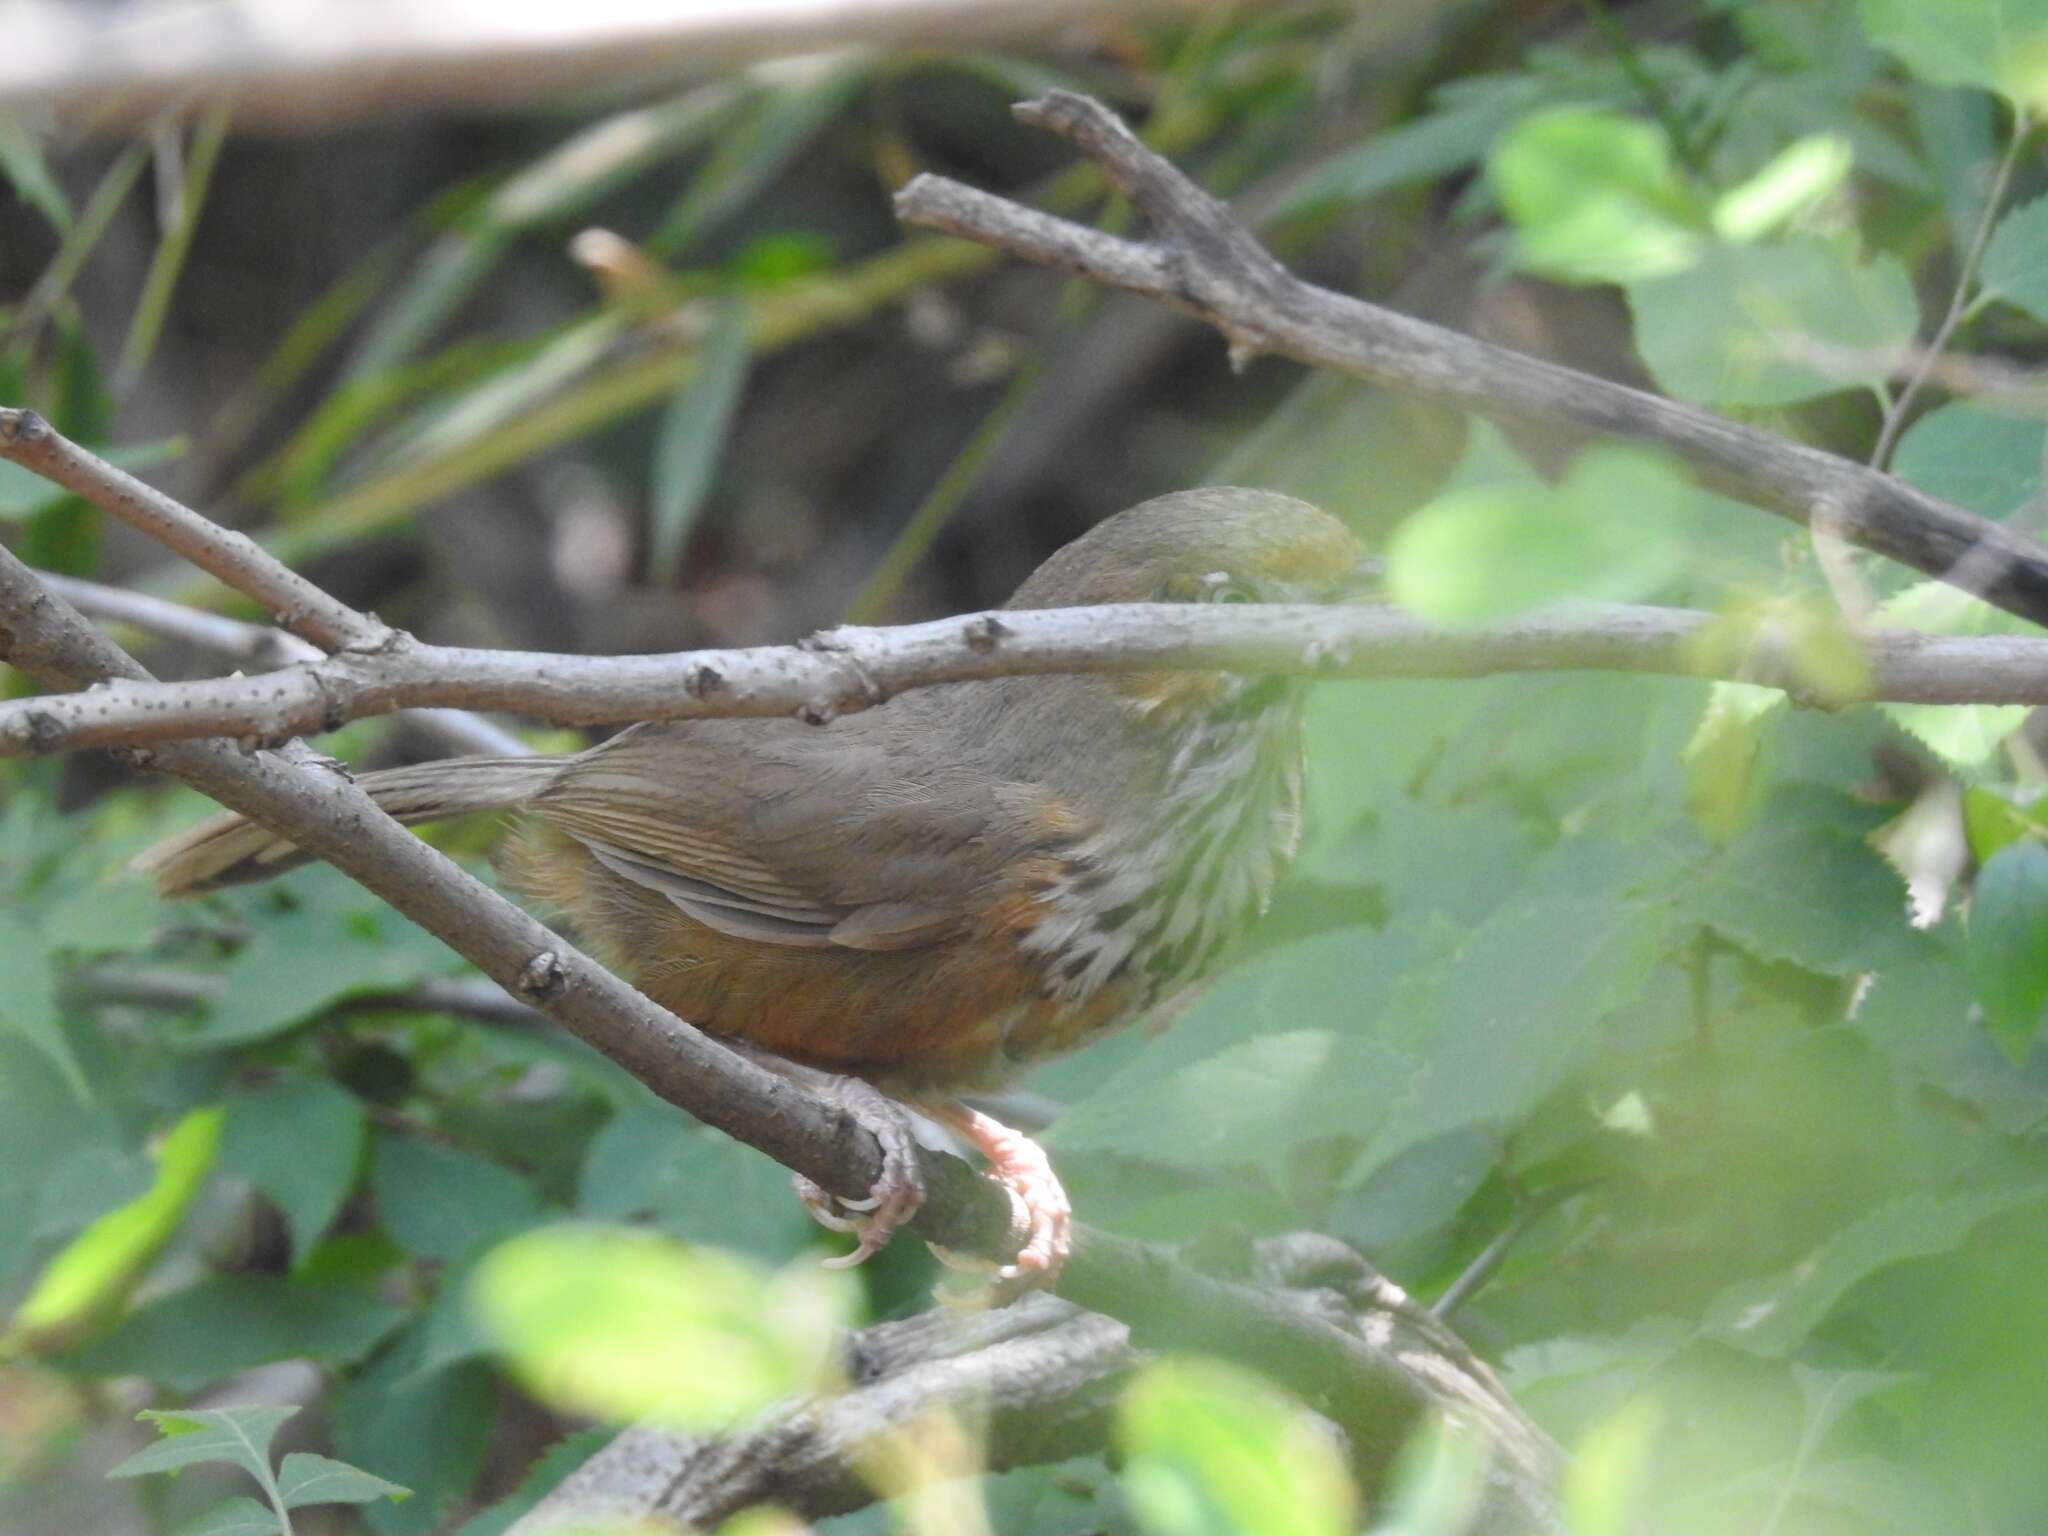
[789,1076,926,1269]
[923,1101,1073,1297]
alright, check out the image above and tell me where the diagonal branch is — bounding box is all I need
[895,91,2048,632]
[0,475,1552,1521]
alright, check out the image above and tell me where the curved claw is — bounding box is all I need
[923,1101,1073,1294]
[791,1078,927,1267]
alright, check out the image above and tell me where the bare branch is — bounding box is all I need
[10,596,2048,757]
[895,91,2048,631]
[0,550,1558,1511]
[36,570,532,759]
[0,409,385,653]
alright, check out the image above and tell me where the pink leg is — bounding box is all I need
[922,1100,1073,1288]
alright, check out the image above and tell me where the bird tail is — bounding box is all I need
[133,754,567,897]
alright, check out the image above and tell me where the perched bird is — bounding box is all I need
[138,488,1369,1283]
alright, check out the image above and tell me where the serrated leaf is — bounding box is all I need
[647,297,749,584]
[1966,838,2048,1056]
[1961,785,2048,862]
[172,1497,282,1536]
[1629,238,1919,405]
[1890,400,2044,518]
[1492,107,1706,283]
[1683,681,1787,840]
[1706,1186,2045,1353]
[107,1405,299,1482]
[276,1451,410,1508]
[1878,582,2039,766]
[221,1078,365,1265]
[1685,788,1911,974]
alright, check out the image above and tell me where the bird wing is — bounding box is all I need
[530,716,1080,953]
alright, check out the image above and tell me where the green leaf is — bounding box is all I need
[61,1275,404,1391]
[372,1132,541,1267]
[107,1405,299,1482]
[1684,787,1912,974]
[182,878,457,1049]
[1890,401,2045,519]
[276,1451,410,1509]
[1979,192,2048,321]
[10,1108,222,1344]
[1117,1357,1355,1536]
[1858,0,2048,102]
[468,1225,858,1430]
[1706,1186,2046,1353]
[444,1429,614,1536]
[334,1334,495,1536]
[648,297,750,584]
[0,914,85,1098]
[1966,839,2048,1056]
[1562,1398,1662,1536]
[1386,444,1701,623]
[221,1078,366,1264]
[0,114,72,231]
[1682,681,1787,840]
[172,1498,283,1536]
[1628,238,1919,405]
[578,1102,809,1260]
[1274,83,1539,222]
[1877,581,2038,767]
[1713,134,1855,242]
[1492,107,1705,284]
[1962,785,2048,862]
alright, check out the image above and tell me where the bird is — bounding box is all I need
[136,487,1371,1285]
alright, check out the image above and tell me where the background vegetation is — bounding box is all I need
[7,0,2048,1531]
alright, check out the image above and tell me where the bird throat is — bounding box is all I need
[1017,685,1306,1027]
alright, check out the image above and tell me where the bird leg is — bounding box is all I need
[790,1073,928,1269]
[920,1100,1073,1290]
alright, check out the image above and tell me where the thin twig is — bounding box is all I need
[1870,110,2033,470]
[35,570,531,757]
[894,92,2048,630]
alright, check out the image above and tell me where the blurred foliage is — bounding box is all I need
[11,1,2048,1534]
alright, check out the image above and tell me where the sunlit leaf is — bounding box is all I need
[1859,0,2048,104]
[468,1226,858,1430]
[9,1108,220,1345]
[1562,1398,1662,1536]
[1962,785,2048,862]
[1118,1358,1354,1536]
[1877,581,2038,767]
[1492,107,1706,283]
[1386,444,1702,622]
[1683,680,1787,840]
[1713,134,1855,241]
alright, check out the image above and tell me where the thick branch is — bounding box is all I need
[8,598,2048,756]
[895,91,2048,631]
